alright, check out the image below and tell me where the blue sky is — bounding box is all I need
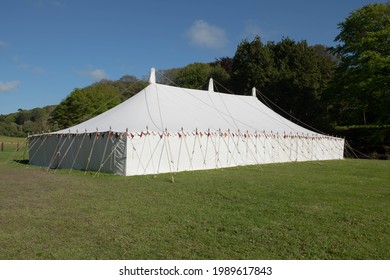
[0,0,385,114]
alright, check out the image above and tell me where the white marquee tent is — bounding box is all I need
[28,68,344,176]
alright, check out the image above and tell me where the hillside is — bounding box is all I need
[0,105,56,137]
[0,76,148,137]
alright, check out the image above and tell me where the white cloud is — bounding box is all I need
[0,80,20,92]
[19,63,46,74]
[187,20,228,49]
[52,1,64,7]
[80,68,108,81]
[29,0,64,8]
[88,69,107,80]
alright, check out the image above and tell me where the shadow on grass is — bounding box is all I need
[14,159,29,165]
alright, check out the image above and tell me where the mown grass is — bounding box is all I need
[0,138,389,260]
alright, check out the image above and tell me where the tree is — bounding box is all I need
[90,76,148,101]
[49,83,121,130]
[266,39,337,129]
[175,63,211,89]
[211,57,234,89]
[231,36,336,129]
[331,3,390,125]
[15,109,30,125]
[213,57,234,76]
[157,68,180,85]
[174,63,230,90]
[231,36,275,95]
[113,75,148,101]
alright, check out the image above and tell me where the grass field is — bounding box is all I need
[0,136,389,259]
[0,136,26,154]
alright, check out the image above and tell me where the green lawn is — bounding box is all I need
[0,138,389,259]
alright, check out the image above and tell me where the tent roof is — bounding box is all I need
[53,69,317,135]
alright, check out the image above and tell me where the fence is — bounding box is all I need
[0,142,21,152]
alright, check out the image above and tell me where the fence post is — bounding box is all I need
[17,143,19,151]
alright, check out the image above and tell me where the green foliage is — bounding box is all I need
[334,125,390,159]
[331,3,390,125]
[267,40,317,107]
[1,76,147,137]
[101,76,149,101]
[0,121,20,137]
[232,36,275,94]
[157,68,181,85]
[232,36,337,130]
[213,57,234,76]
[175,63,211,88]
[0,106,56,137]
[49,83,121,130]
[174,62,230,90]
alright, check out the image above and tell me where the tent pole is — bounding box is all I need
[70,132,87,174]
[182,130,193,170]
[146,127,156,173]
[163,129,175,183]
[54,134,77,173]
[15,136,33,166]
[94,131,111,177]
[14,137,29,166]
[85,130,98,174]
[47,135,64,171]
[143,135,162,175]
[94,134,123,176]
[176,128,184,172]
[28,135,49,166]
[195,128,207,168]
[136,131,148,174]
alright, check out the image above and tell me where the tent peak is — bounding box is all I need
[208,78,214,92]
[252,87,256,97]
[149,68,156,84]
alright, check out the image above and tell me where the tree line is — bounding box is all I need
[0,3,388,138]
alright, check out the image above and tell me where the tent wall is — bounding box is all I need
[28,131,344,176]
[28,133,127,175]
[124,131,344,176]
